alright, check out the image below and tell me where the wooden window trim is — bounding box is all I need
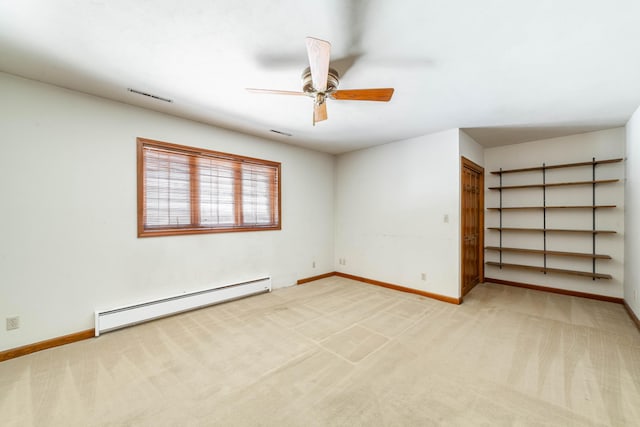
[233,163,243,226]
[137,137,281,237]
[189,155,200,226]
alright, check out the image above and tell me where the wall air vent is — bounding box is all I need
[127,88,173,103]
[270,129,292,137]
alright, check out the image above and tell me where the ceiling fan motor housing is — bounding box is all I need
[302,67,339,95]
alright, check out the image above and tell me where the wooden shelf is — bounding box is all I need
[490,158,623,175]
[489,179,618,190]
[487,157,621,282]
[487,205,616,211]
[485,261,612,279]
[487,227,616,234]
[485,246,611,259]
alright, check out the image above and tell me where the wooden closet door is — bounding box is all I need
[461,157,484,297]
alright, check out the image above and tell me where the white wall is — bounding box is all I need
[484,128,625,298]
[459,130,485,167]
[625,106,640,317]
[334,129,461,299]
[0,72,335,351]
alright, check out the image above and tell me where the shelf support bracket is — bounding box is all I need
[543,163,547,273]
[592,157,596,280]
[499,168,503,268]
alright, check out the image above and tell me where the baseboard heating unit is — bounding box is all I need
[94,277,271,336]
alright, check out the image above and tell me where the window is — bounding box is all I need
[137,138,280,237]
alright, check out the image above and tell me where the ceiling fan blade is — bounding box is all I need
[246,88,307,96]
[305,37,331,92]
[332,88,395,102]
[313,102,328,125]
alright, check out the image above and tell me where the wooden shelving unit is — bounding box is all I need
[485,157,622,280]
[485,261,613,279]
[488,179,618,191]
[490,158,622,175]
[487,205,616,211]
[484,246,612,259]
[487,227,616,234]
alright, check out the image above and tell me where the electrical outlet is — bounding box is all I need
[6,316,19,331]
[312,261,316,268]
[421,273,426,281]
[443,214,449,223]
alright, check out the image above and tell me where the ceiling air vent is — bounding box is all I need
[270,129,292,137]
[127,88,173,103]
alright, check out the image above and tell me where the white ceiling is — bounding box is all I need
[1,0,639,154]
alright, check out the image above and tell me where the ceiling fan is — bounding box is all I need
[247,37,394,125]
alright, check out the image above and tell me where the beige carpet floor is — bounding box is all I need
[1,277,639,426]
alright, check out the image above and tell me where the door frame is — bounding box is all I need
[460,156,485,298]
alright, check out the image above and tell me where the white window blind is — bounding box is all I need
[143,148,192,227]
[198,156,236,226]
[138,138,280,237]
